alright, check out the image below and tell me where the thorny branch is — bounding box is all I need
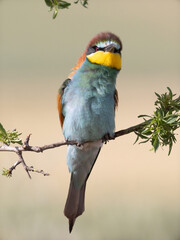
[0,122,145,178]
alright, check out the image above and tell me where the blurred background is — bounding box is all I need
[0,0,180,239]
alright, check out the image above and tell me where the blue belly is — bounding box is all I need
[62,92,115,142]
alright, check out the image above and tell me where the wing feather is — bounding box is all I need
[57,78,71,128]
[114,88,118,110]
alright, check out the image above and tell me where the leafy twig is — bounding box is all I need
[44,0,88,19]
[0,133,51,178]
[134,87,180,155]
[0,123,22,146]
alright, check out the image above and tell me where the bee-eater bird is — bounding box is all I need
[57,32,122,232]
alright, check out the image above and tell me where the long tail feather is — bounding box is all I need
[77,183,86,217]
[64,147,102,232]
[64,175,86,233]
[69,218,75,233]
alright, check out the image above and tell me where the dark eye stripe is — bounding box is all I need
[86,45,121,55]
[86,46,104,55]
[94,46,105,52]
[114,48,121,54]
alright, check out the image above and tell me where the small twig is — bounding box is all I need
[25,166,50,176]
[16,151,32,179]
[23,134,31,146]
[8,160,22,175]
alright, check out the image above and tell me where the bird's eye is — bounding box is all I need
[86,46,105,56]
[91,46,99,52]
[93,46,104,52]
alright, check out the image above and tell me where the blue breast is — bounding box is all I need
[62,58,119,142]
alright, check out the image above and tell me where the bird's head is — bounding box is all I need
[86,32,122,70]
[69,32,122,78]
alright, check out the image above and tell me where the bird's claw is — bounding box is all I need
[102,133,112,144]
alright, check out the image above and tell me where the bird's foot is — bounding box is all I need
[66,138,82,147]
[102,133,114,144]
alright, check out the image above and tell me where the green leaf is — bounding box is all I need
[138,114,151,118]
[166,116,178,124]
[168,139,173,156]
[152,136,160,152]
[135,132,149,139]
[141,129,152,135]
[155,92,161,99]
[57,0,71,9]
[139,139,151,144]
[0,123,7,137]
[44,0,53,7]
[2,168,12,178]
[53,8,58,18]
[133,135,139,145]
[167,87,173,99]
[81,0,88,8]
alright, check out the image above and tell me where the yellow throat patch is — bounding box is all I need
[87,51,121,70]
